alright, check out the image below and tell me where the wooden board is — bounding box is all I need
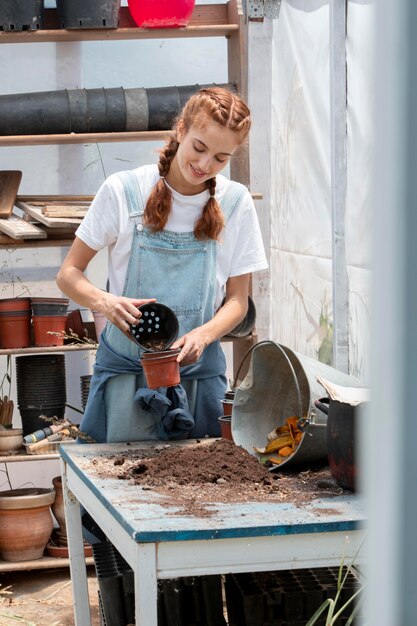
[0,214,47,240]
[16,201,82,228]
[42,204,89,218]
[0,171,22,217]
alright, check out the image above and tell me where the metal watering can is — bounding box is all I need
[231,340,360,469]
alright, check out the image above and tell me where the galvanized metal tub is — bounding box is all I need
[231,340,360,469]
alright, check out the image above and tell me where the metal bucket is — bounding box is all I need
[231,340,360,469]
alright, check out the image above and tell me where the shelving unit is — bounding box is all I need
[0,0,250,570]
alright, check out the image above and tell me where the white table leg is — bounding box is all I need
[61,459,92,626]
[134,542,158,626]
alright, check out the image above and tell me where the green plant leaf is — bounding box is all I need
[305,597,333,626]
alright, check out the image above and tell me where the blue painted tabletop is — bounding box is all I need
[61,440,366,543]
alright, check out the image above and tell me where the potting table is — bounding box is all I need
[60,440,366,626]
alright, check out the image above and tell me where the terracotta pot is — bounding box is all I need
[0,297,31,313]
[218,416,233,441]
[221,399,233,416]
[0,428,23,453]
[0,299,31,349]
[140,349,180,389]
[33,314,67,346]
[0,487,55,561]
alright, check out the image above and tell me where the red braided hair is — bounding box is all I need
[144,87,251,240]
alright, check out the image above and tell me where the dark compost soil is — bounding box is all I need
[89,439,346,517]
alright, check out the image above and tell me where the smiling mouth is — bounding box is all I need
[190,164,207,177]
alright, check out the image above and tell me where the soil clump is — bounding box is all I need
[89,439,346,517]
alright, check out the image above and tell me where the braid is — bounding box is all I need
[144,137,179,231]
[194,176,224,240]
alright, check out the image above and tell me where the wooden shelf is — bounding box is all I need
[0,344,96,356]
[0,452,60,462]
[0,129,174,148]
[0,5,237,44]
[0,555,94,572]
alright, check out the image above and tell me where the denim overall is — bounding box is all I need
[80,170,246,443]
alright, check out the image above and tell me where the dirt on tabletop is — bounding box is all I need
[88,438,347,518]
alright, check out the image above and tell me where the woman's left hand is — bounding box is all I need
[170,328,210,365]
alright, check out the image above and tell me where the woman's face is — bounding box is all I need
[170,118,242,194]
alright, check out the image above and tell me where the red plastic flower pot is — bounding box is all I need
[140,349,181,389]
[127,0,196,28]
[33,315,67,347]
[0,313,31,349]
[218,416,233,441]
[0,297,31,313]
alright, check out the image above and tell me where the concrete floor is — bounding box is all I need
[0,566,100,626]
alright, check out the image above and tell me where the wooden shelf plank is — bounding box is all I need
[0,344,96,356]
[0,6,236,44]
[0,214,47,239]
[0,556,94,571]
[0,236,76,248]
[0,452,60,462]
[0,129,174,147]
[16,201,82,228]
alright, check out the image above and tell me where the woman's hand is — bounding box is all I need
[171,327,211,365]
[97,294,156,340]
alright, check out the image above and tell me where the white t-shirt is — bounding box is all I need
[76,164,268,309]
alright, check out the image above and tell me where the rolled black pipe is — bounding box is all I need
[104,87,127,132]
[86,88,108,133]
[0,90,71,135]
[0,83,235,136]
[67,89,89,133]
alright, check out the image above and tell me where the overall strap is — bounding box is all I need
[116,170,146,218]
[220,180,248,223]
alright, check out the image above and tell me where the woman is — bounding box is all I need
[57,86,268,443]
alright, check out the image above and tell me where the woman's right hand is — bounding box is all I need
[97,294,156,340]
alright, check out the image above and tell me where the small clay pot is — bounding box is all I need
[33,314,67,346]
[221,399,233,416]
[0,315,31,349]
[218,415,232,441]
[141,349,180,389]
[0,487,55,561]
[0,428,23,453]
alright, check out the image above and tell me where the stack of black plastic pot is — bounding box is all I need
[80,375,92,411]
[92,541,226,626]
[16,354,66,436]
[0,0,121,32]
[225,567,360,626]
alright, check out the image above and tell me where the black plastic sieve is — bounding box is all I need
[130,302,179,352]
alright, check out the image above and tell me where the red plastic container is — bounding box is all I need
[33,315,67,347]
[218,416,232,441]
[140,349,181,389]
[0,313,31,349]
[127,0,195,28]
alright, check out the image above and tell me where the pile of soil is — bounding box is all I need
[89,439,346,517]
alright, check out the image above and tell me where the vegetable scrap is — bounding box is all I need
[254,416,304,466]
